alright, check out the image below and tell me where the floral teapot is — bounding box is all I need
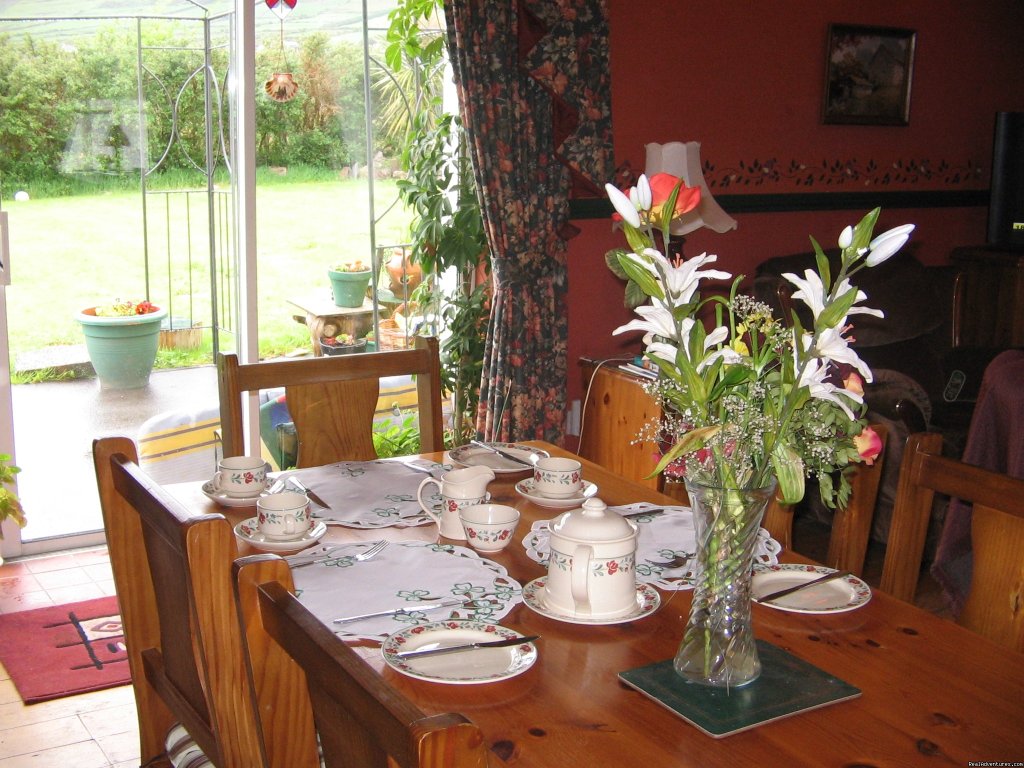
[545,498,638,619]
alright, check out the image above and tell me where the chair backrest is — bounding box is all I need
[761,423,888,576]
[218,336,444,466]
[93,436,318,768]
[234,555,493,768]
[880,432,1024,651]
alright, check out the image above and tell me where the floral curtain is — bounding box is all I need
[444,0,613,443]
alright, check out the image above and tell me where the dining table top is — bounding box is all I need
[169,441,1024,767]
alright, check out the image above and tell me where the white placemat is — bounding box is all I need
[521,503,782,591]
[292,540,522,641]
[278,458,448,528]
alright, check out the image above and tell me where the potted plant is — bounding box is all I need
[76,299,168,389]
[320,332,368,356]
[327,260,372,308]
[0,454,26,562]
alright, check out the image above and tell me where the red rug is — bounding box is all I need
[0,595,129,704]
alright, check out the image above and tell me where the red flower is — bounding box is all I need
[854,426,883,465]
[607,560,619,575]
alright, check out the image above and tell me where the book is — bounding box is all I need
[618,640,861,738]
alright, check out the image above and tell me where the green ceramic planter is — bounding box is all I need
[327,268,371,308]
[77,305,168,389]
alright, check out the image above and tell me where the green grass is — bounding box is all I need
[4,174,412,376]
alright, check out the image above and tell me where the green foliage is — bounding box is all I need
[387,0,489,444]
[0,454,26,537]
[372,413,421,458]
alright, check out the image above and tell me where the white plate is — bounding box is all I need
[234,517,327,553]
[202,480,267,508]
[521,576,660,625]
[752,564,872,614]
[381,620,537,684]
[514,478,598,509]
[448,443,549,474]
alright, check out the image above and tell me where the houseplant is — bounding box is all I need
[77,299,168,389]
[606,173,907,686]
[0,454,26,551]
[327,260,372,308]
[320,332,367,356]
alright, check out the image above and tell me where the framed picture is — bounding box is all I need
[823,24,916,126]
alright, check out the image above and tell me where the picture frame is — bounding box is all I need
[823,24,916,126]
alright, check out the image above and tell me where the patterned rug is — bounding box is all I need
[0,595,129,704]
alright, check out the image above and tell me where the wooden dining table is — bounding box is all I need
[169,441,1024,766]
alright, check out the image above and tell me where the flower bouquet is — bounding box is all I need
[605,173,912,686]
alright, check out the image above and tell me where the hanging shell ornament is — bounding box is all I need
[265,72,299,102]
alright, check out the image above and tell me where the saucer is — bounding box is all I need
[514,478,597,509]
[202,481,267,508]
[521,576,660,625]
[381,620,538,685]
[234,517,327,553]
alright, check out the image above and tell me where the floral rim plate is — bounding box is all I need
[202,480,268,508]
[752,564,871,614]
[448,443,549,474]
[521,576,660,625]
[514,478,598,509]
[234,517,327,553]
[381,620,538,685]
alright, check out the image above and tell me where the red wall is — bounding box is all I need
[565,0,1024,418]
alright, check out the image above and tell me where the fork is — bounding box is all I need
[288,541,388,569]
[646,552,693,569]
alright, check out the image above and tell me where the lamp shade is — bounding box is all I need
[644,142,738,236]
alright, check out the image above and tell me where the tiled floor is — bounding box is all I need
[0,548,139,767]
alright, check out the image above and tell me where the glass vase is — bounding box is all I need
[674,479,776,687]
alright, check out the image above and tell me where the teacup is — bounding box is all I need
[213,456,268,497]
[255,491,312,540]
[459,504,520,553]
[533,457,583,498]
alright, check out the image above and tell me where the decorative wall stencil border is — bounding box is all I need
[575,155,987,218]
[569,189,990,219]
[706,156,985,190]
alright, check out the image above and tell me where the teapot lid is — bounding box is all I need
[550,498,636,543]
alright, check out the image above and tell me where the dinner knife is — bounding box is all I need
[754,570,851,604]
[395,635,539,660]
[288,477,331,510]
[469,440,536,468]
[333,598,464,625]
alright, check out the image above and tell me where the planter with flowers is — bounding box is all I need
[328,260,372,308]
[77,299,168,389]
[320,332,367,356]
[605,173,910,688]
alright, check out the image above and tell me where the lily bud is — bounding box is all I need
[838,225,853,249]
[605,183,641,228]
[865,224,915,266]
[636,174,653,211]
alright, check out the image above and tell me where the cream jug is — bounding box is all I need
[545,498,638,619]
[417,465,495,540]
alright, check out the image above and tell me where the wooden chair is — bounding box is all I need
[761,424,888,577]
[92,436,319,768]
[880,432,1024,652]
[234,554,494,767]
[217,336,444,466]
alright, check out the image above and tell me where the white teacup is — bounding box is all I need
[255,491,312,540]
[214,456,268,497]
[459,504,520,553]
[533,457,583,498]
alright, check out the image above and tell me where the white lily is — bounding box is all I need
[612,303,677,340]
[833,278,884,318]
[805,326,873,382]
[782,269,827,320]
[865,224,915,266]
[797,357,863,420]
[605,182,641,228]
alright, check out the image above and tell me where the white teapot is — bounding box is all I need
[544,498,638,619]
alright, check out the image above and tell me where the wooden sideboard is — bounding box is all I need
[950,245,1024,347]
[577,358,663,491]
